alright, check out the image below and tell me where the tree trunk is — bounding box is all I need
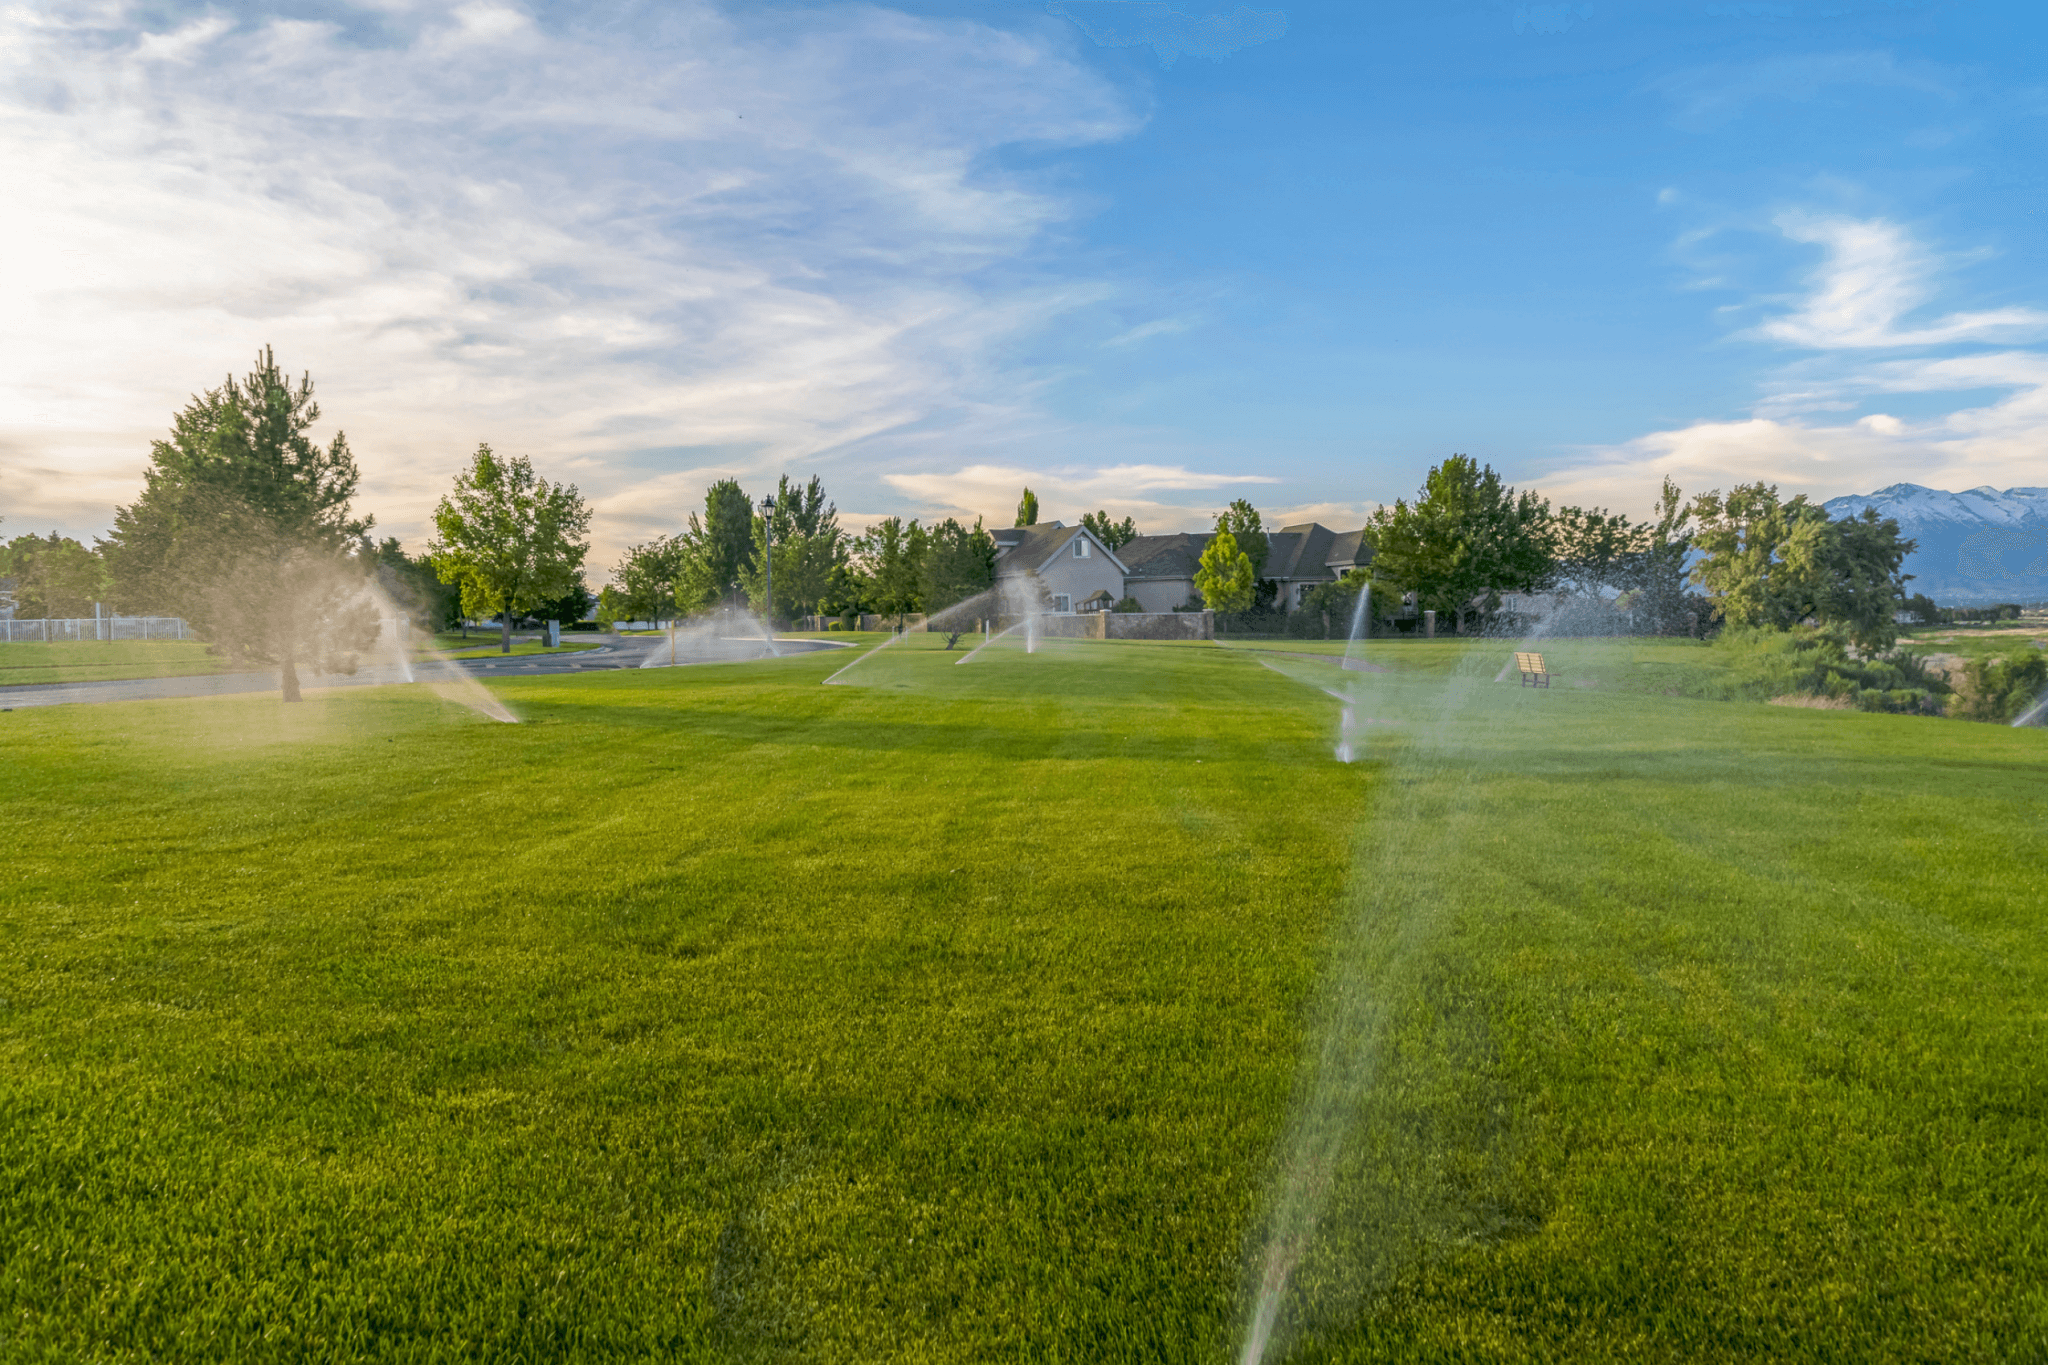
[500,609,512,654]
[281,655,302,703]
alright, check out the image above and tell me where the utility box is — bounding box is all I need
[546,620,561,648]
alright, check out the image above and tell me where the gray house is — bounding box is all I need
[993,520,1372,615]
[992,522,1130,614]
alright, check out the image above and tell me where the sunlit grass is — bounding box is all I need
[1,639,2042,1360]
[0,638,226,686]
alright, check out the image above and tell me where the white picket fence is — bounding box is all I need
[1,616,191,642]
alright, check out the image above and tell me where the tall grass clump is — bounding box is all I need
[1696,626,1946,714]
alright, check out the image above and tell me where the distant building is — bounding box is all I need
[993,520,1372,614]
[992,522,1128,615]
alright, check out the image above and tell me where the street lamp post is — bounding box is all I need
[759,494,776,640]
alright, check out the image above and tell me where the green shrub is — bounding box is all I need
[1951,653,2048,723]
[1705,626,1947,712]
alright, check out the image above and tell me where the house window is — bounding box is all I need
[1073,539,1090,558]
[1053,594,1072,613]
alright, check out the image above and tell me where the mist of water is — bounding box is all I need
[1240,608,1571,1365]
[638,608,784,669]
[823,587,1018,685]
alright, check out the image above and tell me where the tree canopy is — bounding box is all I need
[1689,483,1913,651]
[368,536,461,631]
[742,475,850,620]
[1194,528,1255,614]
[1080,510,1137,551]
[675,479,756,610]
[854,517,930,619]
[101,348,377,699]
[1,532,109,619]
[921,517,998,616]
[1364,456,1551,630]
[1014,488,1040,527]
[613,535,689,623]
[1214,499,1268,580]
[428,444,592,654]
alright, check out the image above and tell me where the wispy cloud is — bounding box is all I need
[1536,216,2048,513]
[1652,51,1947,132]
[0,1,1139,567]
[1101,315,1200,347]
[1754,214,2048,349]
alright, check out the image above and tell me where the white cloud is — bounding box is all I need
[881,461,1277,530]
[1755,214,2048,349]
[0,1,1139,570]
[1532,214,2048,514]
[1537,350,2048,512]
[1102,315,1199,347]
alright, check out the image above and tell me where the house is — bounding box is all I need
[1262,524,1374,611]
[1117,532,1209,612]
[992,522,1129,615]
[993,520,1373,614]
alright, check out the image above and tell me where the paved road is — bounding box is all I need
[0,636,843,710]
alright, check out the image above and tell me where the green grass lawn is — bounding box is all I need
[0,639,231,687]
[1,638,2042,1361]
[1902,623,2048,663]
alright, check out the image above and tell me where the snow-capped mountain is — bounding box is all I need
[1821,484,2048,604]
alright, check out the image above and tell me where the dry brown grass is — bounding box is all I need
[1768,693,1856,709]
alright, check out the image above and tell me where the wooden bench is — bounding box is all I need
[1515,651,1557,688]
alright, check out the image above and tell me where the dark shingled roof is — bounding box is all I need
[1324,530,1373,572]
[1117,531,1211,580]
[1264,524,1338,581]
[991,521,1068,575]
[992,522,1128,576]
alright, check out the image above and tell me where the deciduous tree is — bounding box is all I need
[1194,528,1255,614]
[854,517,929,621]
[1,532,109,619]
[921,517,997,645]
[1364,455,1551,632]
[1015,488,1039,527]
[429,445,593,655]
[742,475,850,620]
[1689,484,1914,651]
[613,535,689,623]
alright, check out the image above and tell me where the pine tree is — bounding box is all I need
[101,348,375,700]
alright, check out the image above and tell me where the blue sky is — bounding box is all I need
[2,0,2043,570]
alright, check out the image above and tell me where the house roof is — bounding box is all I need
[1265,524,1338,581]
[1324,530,1374,573]
[992,521,1127,576]
[1117,531,1210,581]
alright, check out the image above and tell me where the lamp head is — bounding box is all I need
[760,496,775,513]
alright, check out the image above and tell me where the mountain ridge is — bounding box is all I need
[1820,484,2048,603]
